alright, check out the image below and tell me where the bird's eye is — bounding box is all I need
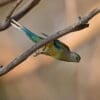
[76,56,81,62]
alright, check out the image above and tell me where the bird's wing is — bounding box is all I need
[53,40,70,51]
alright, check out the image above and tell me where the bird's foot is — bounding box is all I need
[33,50,43,57]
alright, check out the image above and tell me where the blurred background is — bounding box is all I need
[0,0,100,100]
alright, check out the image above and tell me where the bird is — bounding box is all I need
[11,19,81,62]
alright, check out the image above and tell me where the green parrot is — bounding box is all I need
[11,19,81,62]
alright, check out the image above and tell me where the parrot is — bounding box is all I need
[11,19,81,62]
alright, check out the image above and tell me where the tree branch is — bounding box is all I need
[0,8,100,76]
[6,0,24,20]
[0,0,41,31]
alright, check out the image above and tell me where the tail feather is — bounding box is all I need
[11,19,43,43]
[11,19,23,30]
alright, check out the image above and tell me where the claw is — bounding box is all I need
[33,50,42,57]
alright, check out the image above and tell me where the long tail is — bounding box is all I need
[11,19,43,43]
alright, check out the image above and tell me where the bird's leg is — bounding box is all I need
[33,49,42,57]
[33,45,47,57]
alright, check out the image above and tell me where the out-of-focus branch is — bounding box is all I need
[6,0,24,20]
[0,0,41,31]
[0,0,16,7]
[0,8,100,76]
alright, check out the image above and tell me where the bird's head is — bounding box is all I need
[66,52,81,62]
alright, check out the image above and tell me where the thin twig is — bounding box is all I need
[0,8,100,76]
[6,0,23,20]
[0,0,41,31]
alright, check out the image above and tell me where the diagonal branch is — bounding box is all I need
[6,0,24,20]
[0,0,41,31]
[0,8,100,76]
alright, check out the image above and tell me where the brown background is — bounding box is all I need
[0,0,100,100]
